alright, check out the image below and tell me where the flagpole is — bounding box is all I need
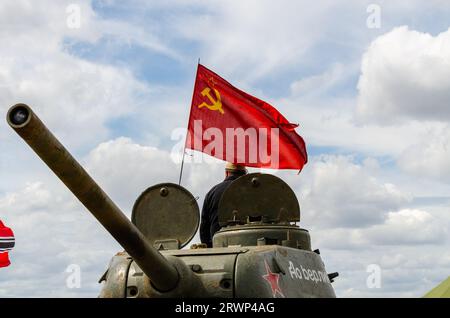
[178,151,186,185]
[178,58,200,185]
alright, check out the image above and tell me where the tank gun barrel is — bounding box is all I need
[7,103,179,292]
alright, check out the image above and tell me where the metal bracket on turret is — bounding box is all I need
[154,239,180,250]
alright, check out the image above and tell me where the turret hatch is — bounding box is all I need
[132,183,200,249]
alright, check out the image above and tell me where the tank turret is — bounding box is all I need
[214,173,308,249]
[7,103,337,298]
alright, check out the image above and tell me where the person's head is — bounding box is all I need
[225,162,247,178]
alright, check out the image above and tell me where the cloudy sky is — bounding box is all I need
[1,0,450,297]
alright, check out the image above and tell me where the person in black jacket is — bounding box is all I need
[200,162,247,247]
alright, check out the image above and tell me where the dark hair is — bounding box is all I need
[229,169,247,177]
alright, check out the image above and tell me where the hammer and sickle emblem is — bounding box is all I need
[197,87,224,114]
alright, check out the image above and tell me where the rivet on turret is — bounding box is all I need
[232,210,238,221]
[251,177,259,187]
[160,187,169,197]
[191,264,202,272]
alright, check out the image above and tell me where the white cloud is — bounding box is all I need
[0,0,177,150]
[350,24,450,184]
[356,26,450,124]
[290,63,352,97]
[84,137,180,211]
[363,209,447,245]
[398,126,450,182]
[170,0,354,82]
[0,181,118,297]
[83,137,230,214]
[299,155,410,228]
[314,208,447,250]
[326,246,450,298]
[314,204,449,297]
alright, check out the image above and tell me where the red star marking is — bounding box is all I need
[207,76,217,88]
[262,259,285,298]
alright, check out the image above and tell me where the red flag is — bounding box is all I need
[0,220,15,268]
[185,64,307,170]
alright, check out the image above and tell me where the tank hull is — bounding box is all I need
[100,246,336,298]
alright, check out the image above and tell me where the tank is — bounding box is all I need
[7,103,337,298]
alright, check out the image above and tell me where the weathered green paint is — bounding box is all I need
[132,183,199,249]
[218,173,300,226]
[213,225,311,250]
[100,246,335,298]
[98,252,133,298]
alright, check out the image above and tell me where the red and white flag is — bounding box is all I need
[0,220,15,268]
